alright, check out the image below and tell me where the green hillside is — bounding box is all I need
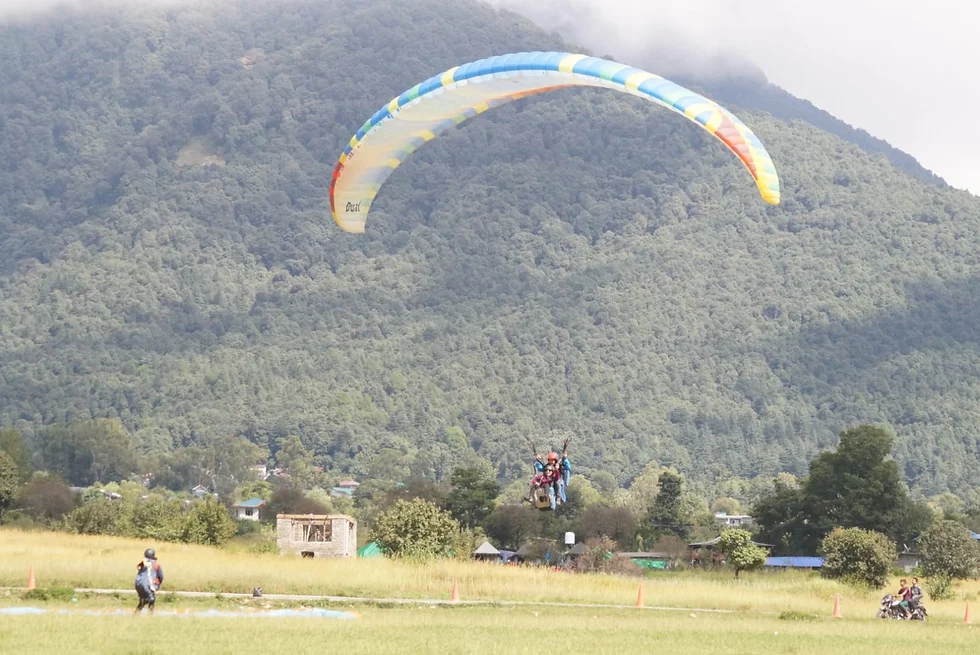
[2,0,979,496]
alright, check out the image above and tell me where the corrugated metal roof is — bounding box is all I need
[234,498,266,508]
[765,556,824,568]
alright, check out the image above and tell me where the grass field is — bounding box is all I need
[1,602,978,655]
[1,528,979,654]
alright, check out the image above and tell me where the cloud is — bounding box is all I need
[491,0,980,195]
[0,0,188,20]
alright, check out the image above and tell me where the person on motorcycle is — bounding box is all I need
[909,577,923,610]
[894,579,912,618]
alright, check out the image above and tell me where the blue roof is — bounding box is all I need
[970,531,980,540]
[765,556,824,568]
[234,498,265,508]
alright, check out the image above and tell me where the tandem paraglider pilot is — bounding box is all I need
[134,548,164,615]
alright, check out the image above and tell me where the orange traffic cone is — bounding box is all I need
[26,566,35,591]
[965,601,972,624]
[635,584,645,608]
[450,580,460,603]
[832,594,842,618]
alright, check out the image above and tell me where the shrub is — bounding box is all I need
[919,520,980,580]
[373,498,460,559]
[820,527,896,589]
[66,500,125,535]
[183,497,237,546]
[925,573,955,601]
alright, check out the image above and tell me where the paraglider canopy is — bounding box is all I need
[329,51,780,233]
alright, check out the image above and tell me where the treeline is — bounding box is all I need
[1,0,980,498]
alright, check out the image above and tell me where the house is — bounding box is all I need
[191,485,210,498]
[329,486,354,499]
[473,541,502,562]
[232,498,266,521]
[250,464,268,480]
[336,480,360,490]
[276,514,357,558]
[715,512,755,528]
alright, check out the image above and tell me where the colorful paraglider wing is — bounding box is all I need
[330,52,780,233]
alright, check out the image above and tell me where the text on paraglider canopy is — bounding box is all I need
[346,202,361,213]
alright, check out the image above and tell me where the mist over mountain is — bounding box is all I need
[1,0,979,498]
[489,0,947,188]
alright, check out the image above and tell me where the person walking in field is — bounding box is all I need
[134,548,164,615]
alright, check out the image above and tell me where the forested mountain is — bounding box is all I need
[2,0,979,497]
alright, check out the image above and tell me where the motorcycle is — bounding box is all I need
[877,594,927,620]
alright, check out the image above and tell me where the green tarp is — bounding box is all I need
[632,558,668,570]
[357,542,383,558]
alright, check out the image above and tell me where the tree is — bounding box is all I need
[0,428,32,482]
[373,498,460,559]
[800,426,916,549]
[919,519,980,580]
[820,527,897,589]
[274,436,317,488]
[717,529,767,579]
[484,505,539,550]
[755,425,930,554]
[445,465,500,529]
[579,505,637,549]
[752,476,805,554]
[645,470,687,540]
[36,420,137,486]
[0,452,18,517]
[382,476,449,510]
[15,475,75,522]
[237,480,274,503]
[183,497,237,546]
[711,497,743,516]
[261,485,329,521]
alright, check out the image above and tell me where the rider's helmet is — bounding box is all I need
[547,452,558,462]
[144,548,156,559]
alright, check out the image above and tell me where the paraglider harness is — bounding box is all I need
[135,556,163,612]
[527,439,570,510]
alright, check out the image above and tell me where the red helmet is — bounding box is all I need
[547,452,558,462]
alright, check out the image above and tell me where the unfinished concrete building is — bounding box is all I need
[276,514,357,558]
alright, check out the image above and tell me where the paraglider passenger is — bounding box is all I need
[135,548,164,615]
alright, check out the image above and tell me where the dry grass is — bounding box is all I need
[1,528,979,622]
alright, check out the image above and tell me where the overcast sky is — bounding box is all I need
[491,0,979,195]
[3,0,977,195]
